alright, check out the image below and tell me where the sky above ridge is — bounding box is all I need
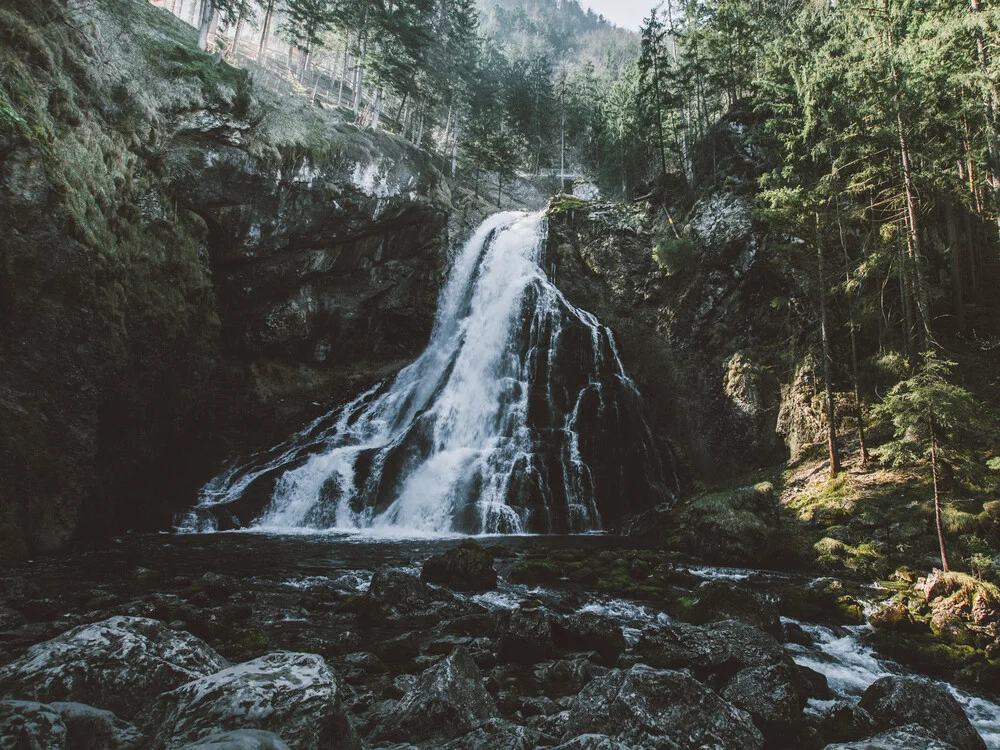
[585,0,652,30]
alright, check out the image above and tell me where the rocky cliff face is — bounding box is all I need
[0,0,449,559]
[546,196,825,483]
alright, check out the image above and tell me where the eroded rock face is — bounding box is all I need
[373,646,497,743]
[147,651,359,750]
[0,616,228,720]
[546,193,794,485]
[560,664,764,749]
[857,676,986,750]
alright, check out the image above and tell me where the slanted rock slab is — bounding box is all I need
[0,616,228,721]
[148,651,360,750]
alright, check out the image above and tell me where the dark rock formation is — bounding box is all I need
[560,664,764,749]
[421,540,498,592]
[147,651,359,750]
[550,613,626,667]
[720,662,807,735]
[0,0,450,559]
[546,196,812,487]
[372,646,498,743]
[635,619,792,684]
[689,580,784,640]
[857,676,986,750]
[496,604,556,665]
[0,616,228,720]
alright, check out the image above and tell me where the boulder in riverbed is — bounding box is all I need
[175,729,292,749]
[0,616,228,720]
[857,676,985,750]
[825,723,960,750]
[550,613,626,666]
[0,700,68,749]
[148,651,360,750]
[421,540,497,592]
[496,604,556,665]
[560,664,764,749]
[372,646,498,743]
[721,662,807,735]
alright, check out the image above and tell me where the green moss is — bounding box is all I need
[548,196,591,214]
[509,560,563,586]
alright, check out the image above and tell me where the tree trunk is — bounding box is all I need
[338,39,349,106]
[930,420,950,572]
[945,202,966,332]
[371,87,383,131]
[257,0,274,64]
[229,1,247,59]
[836,200,869,463]
[817,213,841,478]
[197,0,213,51]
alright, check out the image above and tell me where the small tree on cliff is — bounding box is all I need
[872,352,977,572]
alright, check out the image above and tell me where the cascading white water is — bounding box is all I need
[180,211,669,535]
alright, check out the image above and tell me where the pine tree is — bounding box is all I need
[873,352,978,572]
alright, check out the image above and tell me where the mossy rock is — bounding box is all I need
[509,560,563,586]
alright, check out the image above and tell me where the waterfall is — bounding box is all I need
[179,211,671,535]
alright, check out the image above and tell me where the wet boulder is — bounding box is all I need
[175,729,292,749]
[421,540,497,592]
[551,613,626,666]
[365,567,441,613]
[810,700,877,745]
[797,665,833,700]
[0,700,68,749]
[50,702,144,749]
[147,652,360,750]
[825,723,960,750]
[496,604,555,665]
[372,646,498,743]
[439,718,540,749]
[561,664,764,749]
[553,736,631,750]
[857,676,986,750]
[635,619,792,684]
[0,616,229,720]
[690,581,783,640]
[531,659,609,698]
[721,662,807,736]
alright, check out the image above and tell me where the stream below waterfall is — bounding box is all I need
[2,532,997,746]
